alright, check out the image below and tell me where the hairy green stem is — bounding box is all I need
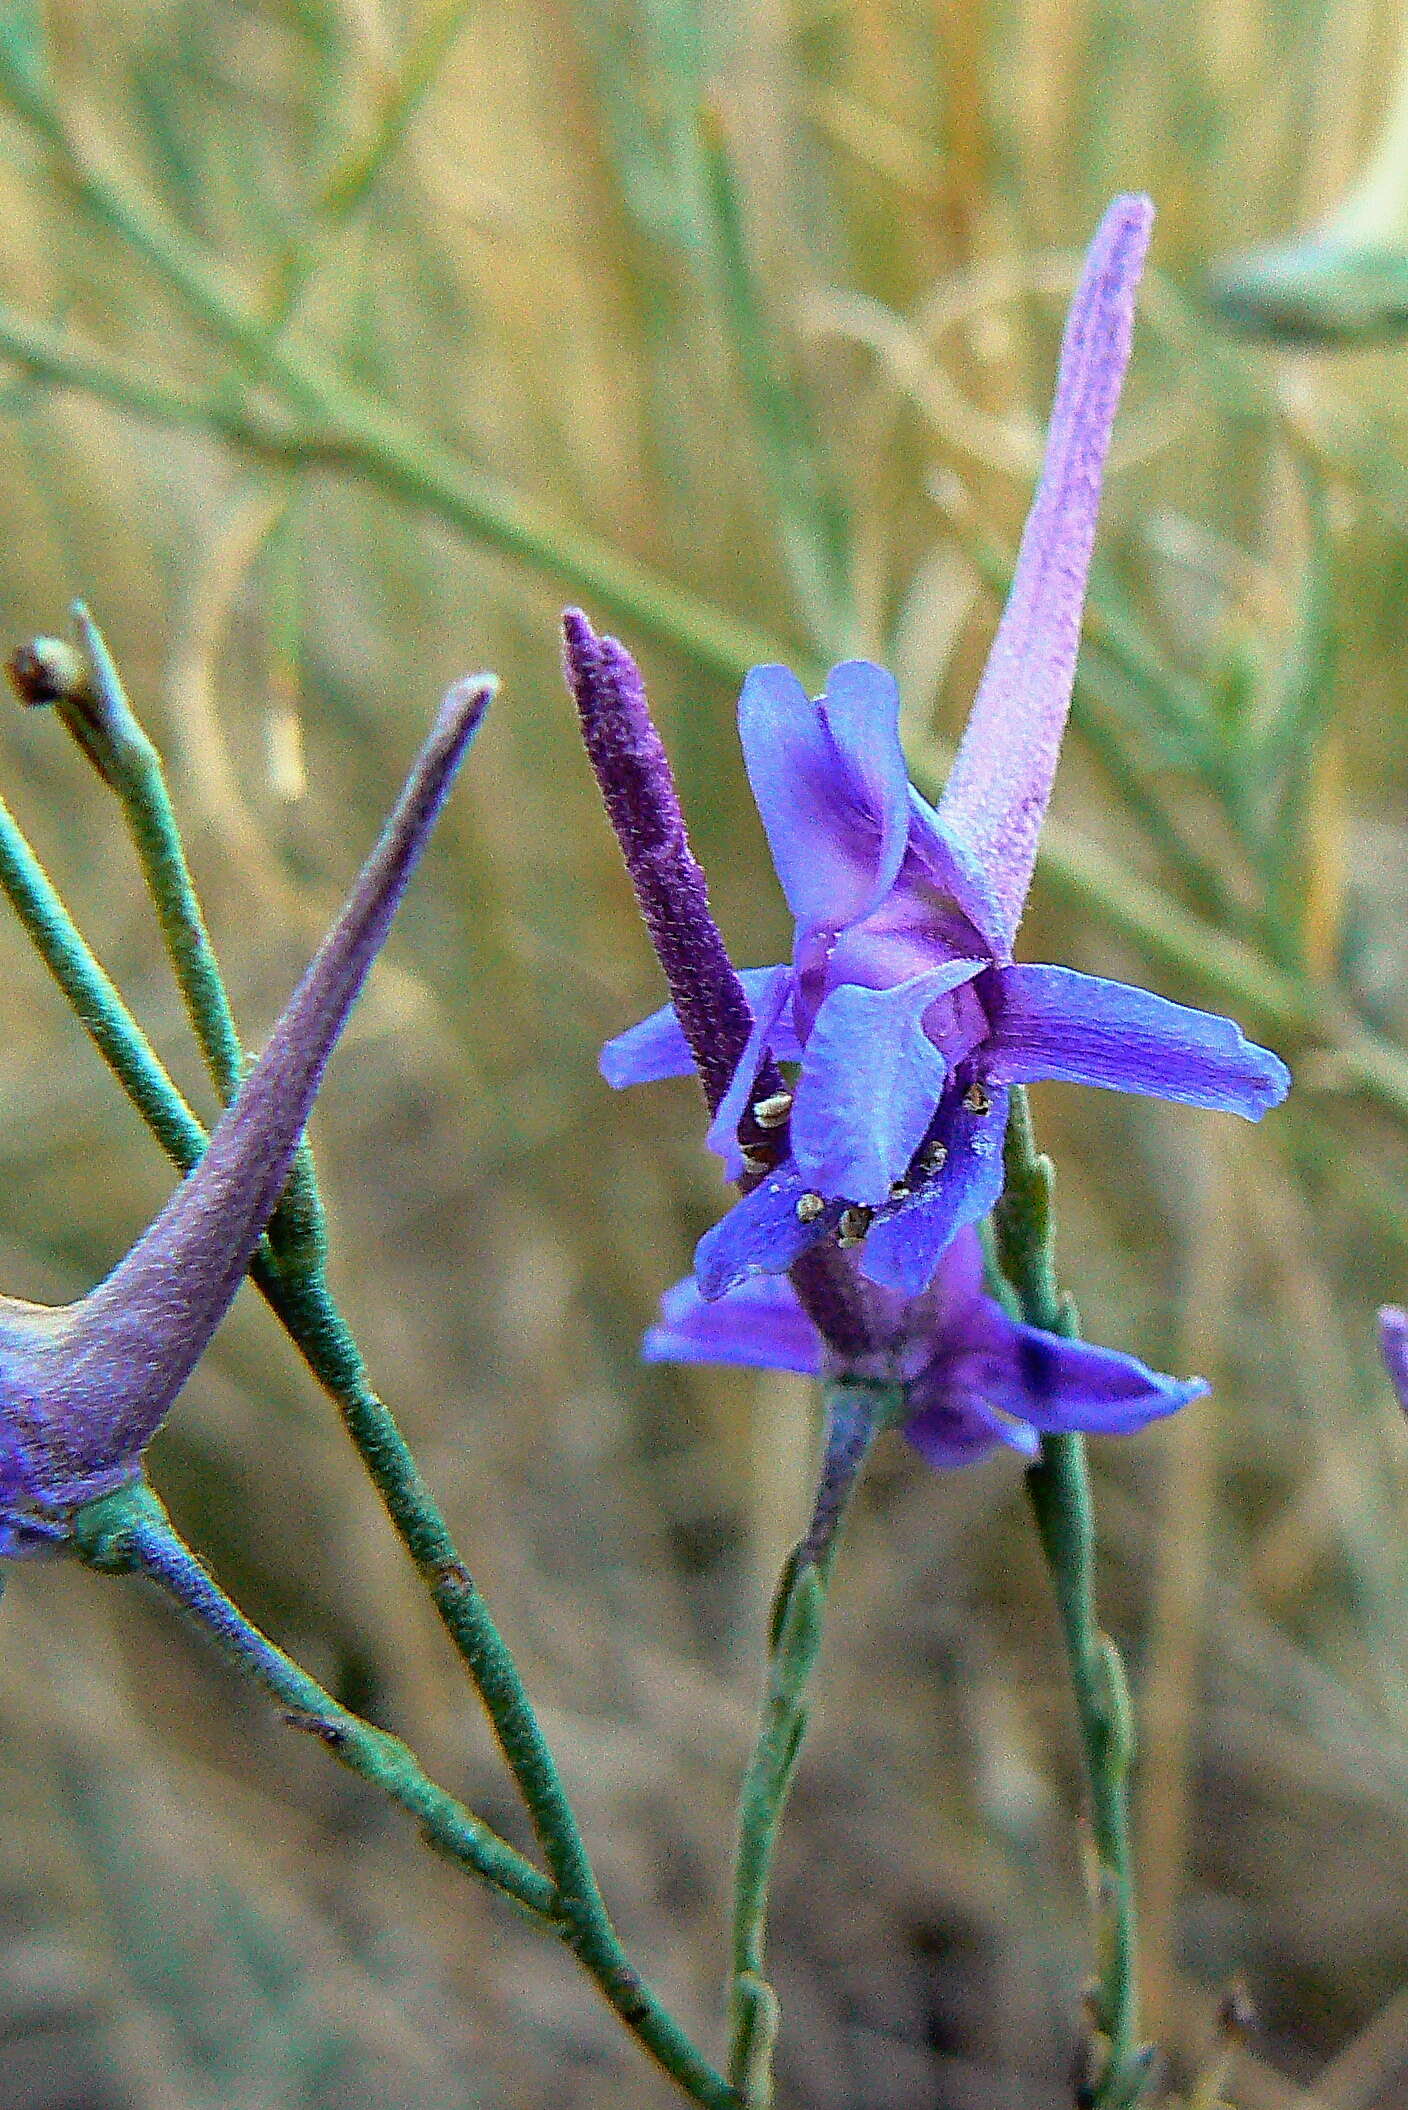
[62,606,328,1263]
[0,700,737,2104]
[0,52,797,690]
[727,1379,899,2108]
[72,1484,739,2107]
[995,1090,1149,2109]
[68,604,247,1101]
[73,1481,555,1917]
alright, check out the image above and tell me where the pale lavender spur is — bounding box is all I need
[602,195,1290,1301]
[0,675,493,1554]
[645,1226,1205,1468]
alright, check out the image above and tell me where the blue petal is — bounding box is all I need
[601,966,801,1088]
[790,962,984,1206]
[929,1298,1207,1437]
[643,1275,823,1376]
[859,1085,1010,1296]
[706,966,795,1178]
[694,1163,844,1299]
[985,964,1291,1119]
[739,662,910,936]
[902,1397,1012,1469]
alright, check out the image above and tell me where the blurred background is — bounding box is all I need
[0,1,1407,2104]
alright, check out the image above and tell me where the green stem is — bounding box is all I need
[994,1090,1148,2110]
[727,1379,898,2108]
[0,785,210,1168]
[269,1269,600,1903]
[62,606,329,1259]
[72,1484,739,2108]
[0,702,737,2106]
[0,62,801,688]
[0,671,588,1870]
[72,1481,555,1919]
[68,604,247,1103]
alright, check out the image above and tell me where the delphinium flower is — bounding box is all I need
[601,194,1291,1305]
[645,1224,1205,1466]
[563,593,1206,1457]
[0,676,492,1554]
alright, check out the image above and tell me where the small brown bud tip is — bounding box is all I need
[1217,1980,1255,2039]
[796,1191,825,1223]
[963,1081,993,1115]
[740,1146,775,1176]
[7,637,88,709]
[752,1090,793,1129]
[837,1205,873,1247]
[919,1140,949,1175]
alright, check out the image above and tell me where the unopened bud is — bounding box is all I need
[7,637,88,709]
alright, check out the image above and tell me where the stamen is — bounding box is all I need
[751,1090,793,1129]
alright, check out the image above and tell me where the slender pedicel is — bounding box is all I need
[0,676,494,1538]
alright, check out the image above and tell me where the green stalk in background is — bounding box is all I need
[994,1089,1153,2110]
[1208,5,1408,341]
[728,1379,903,2109]
[73,1482,740,2110]
[0,619,738,2108]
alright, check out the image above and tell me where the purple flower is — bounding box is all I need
[603,195,1290,1301]
[0,677,492,1554]
[1380,1306,1408,1415]
[645,1226,1205,1468]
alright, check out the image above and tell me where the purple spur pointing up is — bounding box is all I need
[0,675,493,1555]
[600,195,1291,1303]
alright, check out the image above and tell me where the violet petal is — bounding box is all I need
[789,962,984,1205]
[601,966,802,1088]
[1380,1306,1408,1414]
[937,1299,1207,1436]
[644,1274,823,1376]
[985,963,1291,1119]
[901,1397,1010,1468]
[739,660,910,936]
[694,1163,844,1300]
[858,1085,1010,1296]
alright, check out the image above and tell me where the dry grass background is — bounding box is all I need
[1,1,1408,2104]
